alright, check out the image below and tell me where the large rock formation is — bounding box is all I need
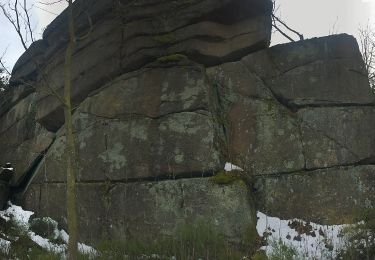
[1,0,374,256]
[11,0,272,132]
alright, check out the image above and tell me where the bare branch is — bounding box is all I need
[0,49,12,77]
[272,21,295,42]
[272,14,304,41]
[270,0,304,43]
[21,0,34,42]
[0,0,36,50]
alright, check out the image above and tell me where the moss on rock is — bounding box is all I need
[211,170,247,185]
[152,33,175,44]
[157,54,187,63]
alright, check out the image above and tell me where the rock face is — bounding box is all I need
[31,63,221,184]
[0,92,54,186]
[1,0,375,256]
[21,178,257,248]
[205,34,375,227]
[207,34,375,177]
[11,0,272,132]
[255,165,375,225]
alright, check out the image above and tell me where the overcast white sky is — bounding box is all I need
[0,0,374,71]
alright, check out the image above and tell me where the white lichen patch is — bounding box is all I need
[48,137,66,160]
[98,143,127,172]
[174,148,185,164]
[159,113,205,135]
[283,160,295,169]
[130,123,148,141]
[180,77,205,109]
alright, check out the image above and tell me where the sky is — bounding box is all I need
[0,0,374,71]
[272,0,375,45]
[0,0,67,70]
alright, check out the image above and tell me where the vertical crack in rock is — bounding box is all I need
[296,119,307,170]
[10,137,55,197]
[206,72,229,164]
[179,180,185,209]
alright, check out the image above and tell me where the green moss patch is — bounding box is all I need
[252,250,268,260]
[152,33,175,44]
[157,54,187,63]
[211,170,247,185]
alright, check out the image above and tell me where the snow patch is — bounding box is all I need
[224,162,243,172]
[28,231,66,254]
[0,202,98,258]
[0,238,11,254]
[1,167,14,171]
[0,203,33,229]
[256,211,353,259]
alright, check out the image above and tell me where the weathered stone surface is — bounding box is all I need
[33,111,219,183]
[204,34,374,177]
[42,0,113,48]
[80,64,209,118]
[0,94,54,185]
[207,61,304,175]
[2,0,373,250]
[298,107,375,169]
[225,98,305,175]
[0,94,36,134]
[21,178,257,248]
[120,16,271,67]
[35,20,123,131]
[0,95,38,164]
[0,85,34,118]
[32,0,272,131]
[243,34,363,78]
[42,0,272,52]
[207,61,273,100]
[10,40,47,85]
[255,165,375,225]
[265,58,373,107]
[0,121,54,186]
[0,182,10,210]
[32,65,220,183]
[2,125,54,186]
[241,34,375,107]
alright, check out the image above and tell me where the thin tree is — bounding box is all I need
[64,0,79,257]
[359,24,375,90]
[0,0,80,258]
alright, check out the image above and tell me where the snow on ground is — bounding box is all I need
[0,203,33,226]
[256,211,355,259]
[0,238,11,254]
[0,202,97,258]
[224,162,243,171]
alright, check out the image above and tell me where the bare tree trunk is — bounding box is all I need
[65,0,79,258]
